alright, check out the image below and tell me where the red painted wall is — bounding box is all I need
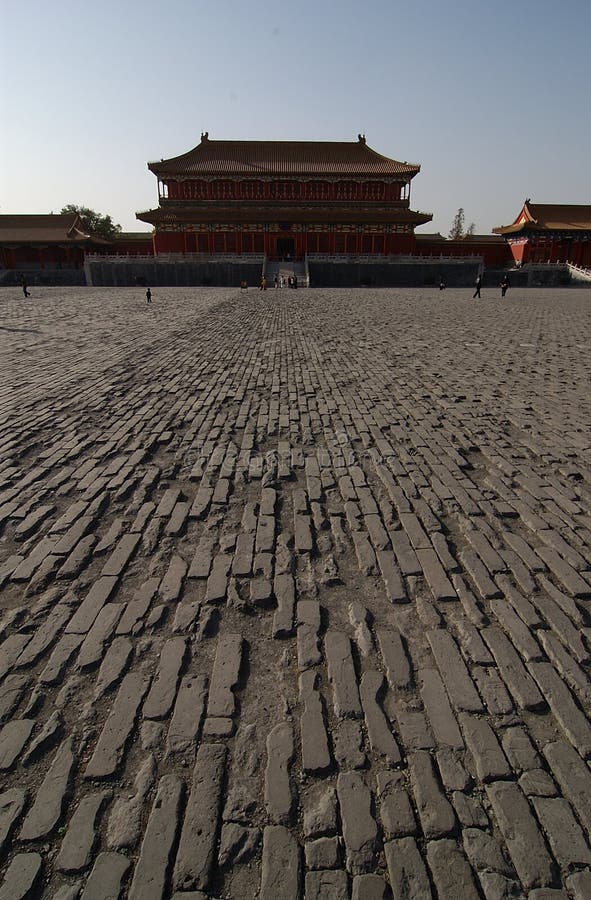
[151,229,418,257]
[107,236,153,255]
[508,241,527,265]
[154,232,185,253]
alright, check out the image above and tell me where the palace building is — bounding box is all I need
[136,133,432,257]
[493,201,591,267]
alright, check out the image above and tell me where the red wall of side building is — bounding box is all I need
[107,235,154,255]
[511,236,591,267]
[416,239,512,266]
[0,246,85,269]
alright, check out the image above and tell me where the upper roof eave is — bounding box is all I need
[147,138,421,178]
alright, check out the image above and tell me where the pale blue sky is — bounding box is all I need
[2,0,589,234]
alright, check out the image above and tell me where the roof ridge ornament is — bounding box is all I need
[200,131,209,143]
[357,133,366,144]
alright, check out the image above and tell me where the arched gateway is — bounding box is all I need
[136,133,432,258]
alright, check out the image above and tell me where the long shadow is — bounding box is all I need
[0,326,41,334]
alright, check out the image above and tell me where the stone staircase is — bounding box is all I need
[567,263,591,283]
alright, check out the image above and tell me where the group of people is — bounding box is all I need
[258,274,298,290]
[473,273,510,299]
[275,273,298,289]
[437,273,511,298]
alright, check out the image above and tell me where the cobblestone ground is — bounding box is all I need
[1,284,591,899]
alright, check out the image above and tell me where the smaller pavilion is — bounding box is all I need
[493,201,591,267]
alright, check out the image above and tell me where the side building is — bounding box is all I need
[136,133,432,258]
[0,215,153,285]
[0,214,108,283]
[493,201,591,267]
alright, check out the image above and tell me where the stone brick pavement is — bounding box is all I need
[1,284,591,898]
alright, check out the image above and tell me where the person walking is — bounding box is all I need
[500,274,510,297]
[473,273,482,299]
[260,275,267,291]
[274,274,278,289]
[22,276,31,298]
[439,275,446,291]
[146,287,152,304]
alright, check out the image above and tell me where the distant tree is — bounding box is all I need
[61,204,122,239]
[464,222,476,239]
[449,207,465,239]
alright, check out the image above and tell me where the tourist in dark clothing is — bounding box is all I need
[293,275,298,289]
[146,287,152,303]
[501,275,510,297]
[439,276,446,291]
[22,276,30,298]
[473,274,482,299]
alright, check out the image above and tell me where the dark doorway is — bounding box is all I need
[276,237,295,259]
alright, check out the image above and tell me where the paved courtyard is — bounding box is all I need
[1,284,591,899]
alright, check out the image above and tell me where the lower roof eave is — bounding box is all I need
[136,208,432,227]
[492,225,530,236]
[493,223,591,237]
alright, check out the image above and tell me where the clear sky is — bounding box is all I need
[2,0,590,235]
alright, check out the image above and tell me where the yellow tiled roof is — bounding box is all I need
[149,137,420,178]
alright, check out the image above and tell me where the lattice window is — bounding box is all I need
[308,181,330,200]
[212,181,234,200]
[334,181,358,200]
[272,181,299,200]
[361,181,386,201]
[243,181,263,200]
